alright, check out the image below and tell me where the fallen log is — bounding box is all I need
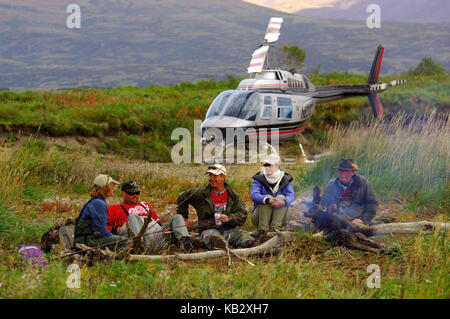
[129,231,297,262]
[372,221,449,236]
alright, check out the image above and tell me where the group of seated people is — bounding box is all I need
[73,155,378,254]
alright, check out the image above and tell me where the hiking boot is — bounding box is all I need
[190,236,203,250]
[240,239,256,248]
[252,229,266,239]
[208,235,227,250]
[252,230,269,247]
[180,236,193,253]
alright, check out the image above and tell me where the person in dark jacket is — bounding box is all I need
[250,154,296,235]
[177,164,255,250]
[73,174,129,250]
[320,158,378,225]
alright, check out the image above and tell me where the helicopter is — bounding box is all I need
[200,17,406,147]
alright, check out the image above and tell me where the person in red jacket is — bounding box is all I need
[108,180,195,253]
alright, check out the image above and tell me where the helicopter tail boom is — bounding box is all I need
[312,45,406,118]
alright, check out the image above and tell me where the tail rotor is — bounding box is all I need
[367,45,385,118]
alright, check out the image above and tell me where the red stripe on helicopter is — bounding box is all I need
[247,126,304,137]
[249,62,263,67]
[375,46,384,82]
[238,83,290,87]
[374,94,383,117]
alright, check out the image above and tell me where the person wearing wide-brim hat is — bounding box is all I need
[74,174,129,251]
[320,158,378,225]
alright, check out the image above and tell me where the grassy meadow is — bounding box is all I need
[0,70,448,298]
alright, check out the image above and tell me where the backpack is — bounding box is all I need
[17,244,47,268]
[40,218,75,253]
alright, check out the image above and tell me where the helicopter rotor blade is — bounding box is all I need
[264,17,283,43]
[247,45,269,73]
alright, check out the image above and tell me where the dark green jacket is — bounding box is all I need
[320,174,378,224]
[177,183,248,233]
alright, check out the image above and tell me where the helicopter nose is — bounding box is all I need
[201,116,254,129]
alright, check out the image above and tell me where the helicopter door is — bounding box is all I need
[275,95,294,120]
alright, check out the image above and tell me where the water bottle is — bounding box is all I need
[214,213,222,226]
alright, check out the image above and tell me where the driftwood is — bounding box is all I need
[129,231,297,262]
[372,221,449,236]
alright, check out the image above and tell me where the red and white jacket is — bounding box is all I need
[107,201,158,234]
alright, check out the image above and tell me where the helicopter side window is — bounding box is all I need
[277,97,293,119]
[261,96,272,119]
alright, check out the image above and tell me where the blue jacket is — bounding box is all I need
[78,196,113,238]
[250,171,296,209]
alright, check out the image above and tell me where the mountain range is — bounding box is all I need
[244,0,450,24]
[1,0,449,90]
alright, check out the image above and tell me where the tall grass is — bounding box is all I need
[0,137,32,203]
[298,111,450,213]
[372,220,449,298]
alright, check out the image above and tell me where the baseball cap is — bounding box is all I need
[262,154,281,166]
[206,164,227,176]
[93,174,120,188]
[121,180,141,193]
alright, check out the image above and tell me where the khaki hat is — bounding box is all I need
[206,164,227,176]
[93,174,120,188]
[262,153,281,166]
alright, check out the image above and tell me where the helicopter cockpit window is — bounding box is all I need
[277,97,293,119]
[206,90,233,118]
[261,95,272,119]
[221,91,259,121]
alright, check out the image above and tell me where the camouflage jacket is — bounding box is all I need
[177,183,248,233]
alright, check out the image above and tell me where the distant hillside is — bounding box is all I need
[295,0,450,24]
[0,0,449,90]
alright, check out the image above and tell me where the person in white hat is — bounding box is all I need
[250,154,296,236]
[176,164,255,250]
[73,174,129,251]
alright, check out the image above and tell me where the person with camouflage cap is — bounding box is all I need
[320,158,378,225]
